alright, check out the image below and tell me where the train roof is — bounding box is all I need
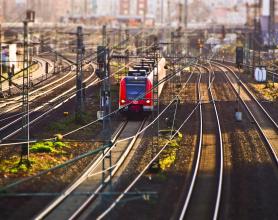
[132,65,152,72]
[124,76,147,83]
[128,70,147,76]
[140,59,155,66]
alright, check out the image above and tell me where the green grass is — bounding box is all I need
[0,157,35,174]
[0,141,69,175]
[157,130,182,171]
[30,141,68,154]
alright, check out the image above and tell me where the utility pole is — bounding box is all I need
[184,0,188,29]
[0,24,3,97]
[269,0,275,66]
[102,25,107,46]
[71,0,75,16]
[161,0,164,25]
[97,46,112,185]
[117,26,122,81]
[252,2,258,73]
[151,43,161,171]
[75,26,85,123]
[21,10,35,165]
[3,0,7,21]
[184,0,188,55]
[84,0,88,17]
[125,29,129,73]
[167,0,171,26]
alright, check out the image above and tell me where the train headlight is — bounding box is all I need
[146,100,151,104]
[121,99,126,104]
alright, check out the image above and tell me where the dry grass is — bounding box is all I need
[250,81,278,101]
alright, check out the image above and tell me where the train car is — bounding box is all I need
[119,58,166,112]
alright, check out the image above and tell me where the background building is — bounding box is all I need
[119,0,130,16]
[0,0,274,28]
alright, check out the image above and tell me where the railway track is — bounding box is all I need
[31,61,197,220]
[0,56,54,94]
[92,66,204,219]
[212,61,278,164]
[219,62,278,122]
[0,62,75,113]
[0,63,96,141]
[213,59,278,78]
[179,65,223,220]
[0,56,76,112]
[34,119,148,220]
[210,61,278,219]
[0,59,136,144]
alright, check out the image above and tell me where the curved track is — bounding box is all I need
[34,119,147,220]
[179,65,223,220]
[0,63,96,141]
[0,61,75,113]
[212,61,278,164]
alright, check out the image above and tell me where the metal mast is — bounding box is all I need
[75,26,85,123]
[21,11,34,163]
[184,0,188,29]
[151,41,160,171]
[21,10,34,163]
[22,21,30,149]
[0,24,2,97]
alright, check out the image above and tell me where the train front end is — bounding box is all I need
[119,76,153,112]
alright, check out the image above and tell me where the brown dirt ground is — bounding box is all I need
[212,68,278,220]
[229,65,278,123]
[87,71,200,219]
[0,74,123,219]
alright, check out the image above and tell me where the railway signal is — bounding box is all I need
[236,46,244,68]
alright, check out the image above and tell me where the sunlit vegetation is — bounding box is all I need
[158,130,183,171]
[0,141,69,176]
[30,141,68,153]
[252,81,278,101]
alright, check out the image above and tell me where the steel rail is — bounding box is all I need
[1,68,185,186]
[61,58,198,138]
[0,61,138,147]
[34,121,129,220]
[212,61,278,130]
[68,119,147,220]
[0,57,74,111]
[213,59,278,78]
[213,63,278,165]
[97,64,201,219]
[0,73,97,142]
[34,59,198,219]
[0,64,94,132]
[206,63,224,220]
[0,62,95,131]
[69,60,199,220]
[0,64,76,114]
[179,64,223,220]
[179,71,203,220]
[97,104,201,220]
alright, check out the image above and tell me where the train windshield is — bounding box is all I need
[125,78,146,100]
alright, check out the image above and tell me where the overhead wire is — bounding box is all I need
[0,56,197,147]
[96,59,220,219]
[0,59,199,191]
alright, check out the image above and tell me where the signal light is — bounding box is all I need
[121,100,126,104]
[146,100,151,104]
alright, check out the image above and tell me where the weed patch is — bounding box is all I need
[30,141,68,154]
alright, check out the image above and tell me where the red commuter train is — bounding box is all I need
[119,58,166,112]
